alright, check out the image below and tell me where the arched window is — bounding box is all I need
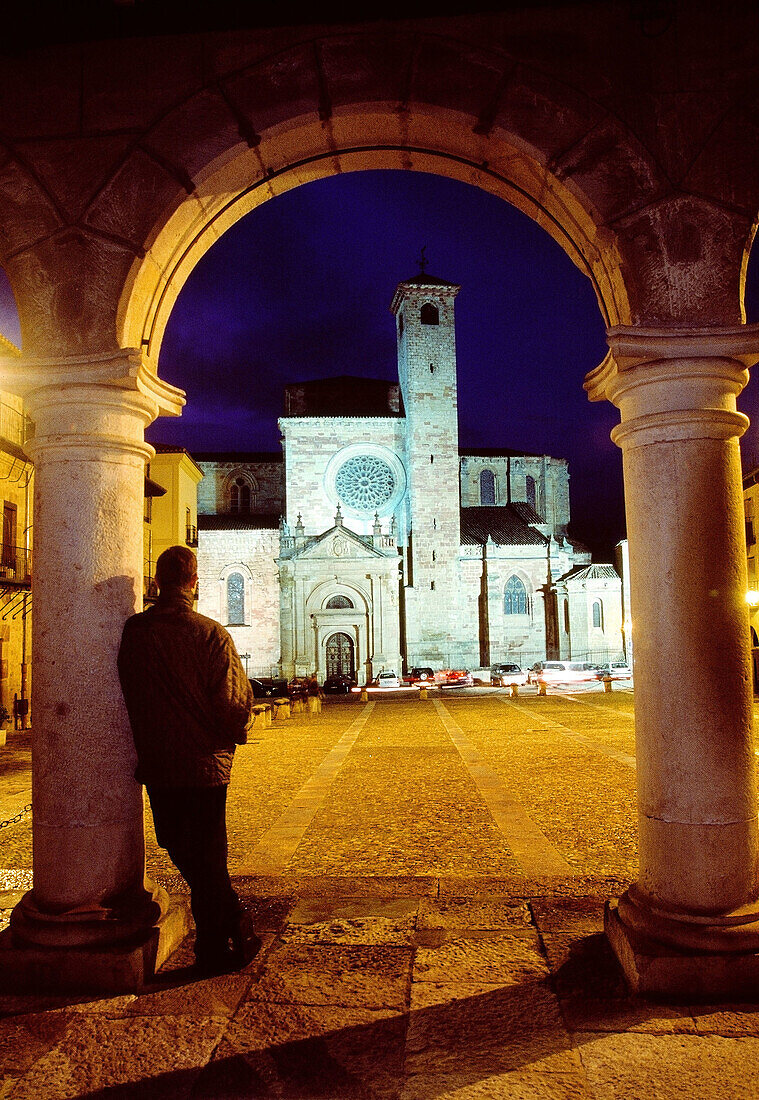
[526,475,537,510]
[563,599,570,634]
[480,469,496,505]
[420,302,439,325]
[592,600,603,629]
[326,595,353,609]
[504,575,528,615]
[230,478,251,514]
[227,572,245,625]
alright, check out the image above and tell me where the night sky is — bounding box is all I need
[1,169,758,561]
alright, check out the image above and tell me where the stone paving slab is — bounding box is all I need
[4,696,759,1096]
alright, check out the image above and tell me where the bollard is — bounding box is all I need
[360,688,369,702]
[419,686,428,700]
[537,681,547,696]
[603,676,612,693]
[509,682,519,699]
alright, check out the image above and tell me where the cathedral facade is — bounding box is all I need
[195,273,623,683]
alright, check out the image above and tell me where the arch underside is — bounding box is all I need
[122,119,628,370]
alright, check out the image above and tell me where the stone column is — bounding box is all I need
[0,351,187,992]
[586,324,759,998]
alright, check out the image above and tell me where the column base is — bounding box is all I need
[606,899,759,1002]
[0,896,191,995]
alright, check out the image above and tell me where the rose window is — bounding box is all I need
[335,455,395,512]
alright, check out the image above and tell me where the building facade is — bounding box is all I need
[195,273,624,682]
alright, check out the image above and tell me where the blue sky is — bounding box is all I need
[1,169,757,560]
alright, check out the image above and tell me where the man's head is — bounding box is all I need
[155,545,198,592]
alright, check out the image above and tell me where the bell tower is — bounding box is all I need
[391,267,462,667]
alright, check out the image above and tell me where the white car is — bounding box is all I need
[534,661,600,685]
[373,671,401,688]
[491,663,529,686]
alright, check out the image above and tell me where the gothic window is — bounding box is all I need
[504,575,528,615]
[230,478,251,514]
[326,595,353,609]
[526,475,537,510]
[420,303,439,325]
[227,572,245,625]
[592,600,604,629]
[480,469,496,505]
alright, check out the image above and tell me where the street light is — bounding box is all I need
[240,652,251,674]
[746,592,759,608]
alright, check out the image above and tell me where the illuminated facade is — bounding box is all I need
[195,274,624,682]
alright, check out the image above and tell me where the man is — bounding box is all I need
[118,544,258,975]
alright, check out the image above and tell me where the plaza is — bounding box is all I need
[4,686,759,1098]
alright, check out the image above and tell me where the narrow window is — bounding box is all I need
[563,599,570,634]
[227,572,245,625]
[480,469,496,506]
[429,363,435,373]
[420,303,439,325]
[592,600,603,629]
[432,550,436,562]
[431,580,435,590]
[433,518,437,529]
[504,575,528,615]
[398,313,404,338]
[430,454,434,464]
[526,475,536,510]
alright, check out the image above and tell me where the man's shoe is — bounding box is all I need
[195,945,244,977]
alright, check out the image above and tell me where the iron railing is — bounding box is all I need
[186,524,198,547]
[0,403,32,450]
[0,545,31,584]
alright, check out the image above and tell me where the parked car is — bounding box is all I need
[249,677,289,698]
[373,670,401,688]
[402,666,435,685]
[595,663,632,680]
[490,663,529,686]
[437,669,474,687]
[323,674,358,694]
[533,661,600,685]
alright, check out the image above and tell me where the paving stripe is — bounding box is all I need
[239,702,376,874]
[501,696,637,769]
[433,698,573,877]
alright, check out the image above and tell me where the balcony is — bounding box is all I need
[186,524,198,547]
[0,403,33,451]
[0,545,32,586]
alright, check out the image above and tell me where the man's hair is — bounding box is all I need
[155,545,197,590]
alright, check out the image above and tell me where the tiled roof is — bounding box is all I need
[198,513,279,531]
[399,273,460,288]
[192,451,282,463]
[460,506,548,548]
[557,564,619,583]
[510,501,543,525]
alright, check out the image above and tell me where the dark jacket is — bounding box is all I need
[117,588,254,788]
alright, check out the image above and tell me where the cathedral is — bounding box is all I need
[194,271,623,684]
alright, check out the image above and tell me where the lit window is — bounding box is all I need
[420,303,439,325]
[227,572,245,625]
[480,469,495,505]
[504,575,528,615]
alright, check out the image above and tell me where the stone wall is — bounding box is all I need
[196,526,280,675]
[196,459,284,517]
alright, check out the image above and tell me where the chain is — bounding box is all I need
[0,804,32,830]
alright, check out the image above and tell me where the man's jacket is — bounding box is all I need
[117,588,254,787]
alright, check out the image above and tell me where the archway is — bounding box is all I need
[325,632,355,679]
[0,14,757,998]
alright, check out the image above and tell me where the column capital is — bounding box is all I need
[585,324,759,449]
[0,347,185,419]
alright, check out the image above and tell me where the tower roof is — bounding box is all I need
[390,273,460,314]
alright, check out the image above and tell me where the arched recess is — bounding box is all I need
[118,105,635,374]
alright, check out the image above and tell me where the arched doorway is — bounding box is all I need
[325,632,355,679]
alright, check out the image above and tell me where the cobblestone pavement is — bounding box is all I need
[3,688,759,1098]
